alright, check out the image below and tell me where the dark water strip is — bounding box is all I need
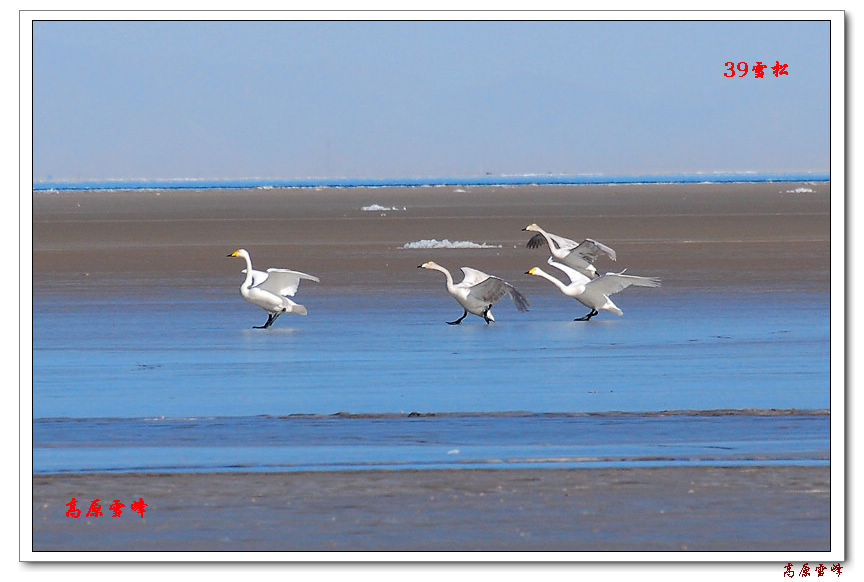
[37,408,830,423]
[33,411,829,474]
[275,408,830,419]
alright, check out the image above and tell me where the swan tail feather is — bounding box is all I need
[289,304,308,316]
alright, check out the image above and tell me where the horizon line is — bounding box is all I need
[32,171,830,192]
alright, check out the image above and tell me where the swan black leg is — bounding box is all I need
[483,304,493,324]
[574,309,599,322]
[447,309,468,325]
[254,313,277,329]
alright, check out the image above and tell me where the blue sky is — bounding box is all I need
[32,20,830,181]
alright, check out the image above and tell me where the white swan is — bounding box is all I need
[227,248,320,329]
[418,261,530,324]
[526,257,660,321]
[523,223,616,279]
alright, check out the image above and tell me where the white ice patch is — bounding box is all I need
[785,187,815,193]
[361,204,406,211]
[402,239,502,249]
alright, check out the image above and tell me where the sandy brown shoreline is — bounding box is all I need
[32,182,831,293]
[32,465,830,552]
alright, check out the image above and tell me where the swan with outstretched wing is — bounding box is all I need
[228,249,319,329]
[523,223,616,279]
[526,257,659,321]
[418,261,529,324]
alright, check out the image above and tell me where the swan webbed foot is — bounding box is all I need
[574,309,599,321]
[254,313,279,329]
[447,309,468,325]
[483,304,493,324]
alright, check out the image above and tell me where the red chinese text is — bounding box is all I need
[130,497,149,518]
[724,61,789,78]
[109,499,126,517]
[65,497,147,518]
[65,498,81,518]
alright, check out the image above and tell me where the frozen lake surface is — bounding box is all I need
[32,288,830,473]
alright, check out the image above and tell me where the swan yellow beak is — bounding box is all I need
[526,268,537,275]
[227,250,240,257]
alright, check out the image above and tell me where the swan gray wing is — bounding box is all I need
[256,268,320,297]
[571,238,617,263]
[468,276,530,312]
[587,272,661,296]
[526,233,547,249]
[503,281,531,312]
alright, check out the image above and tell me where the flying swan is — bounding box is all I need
[526,257,660,321]
[418,261,530,324]
[522,223,616,279]
[227,248,320,329]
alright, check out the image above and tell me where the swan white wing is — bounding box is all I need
[547,232,581,250]
[458,267,493,288]
[586,272,661,296]
[255,268,320,297]
[526,231,580,251]
[572,238,617,262]
[241,268,270,288]
[546,257,592,285]
[468,276,530,312]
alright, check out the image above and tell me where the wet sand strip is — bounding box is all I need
[33,465,830,552]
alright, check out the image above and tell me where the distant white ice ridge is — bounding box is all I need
[785,187,815,193]
[402,239,502,249]
[361,204,406,211]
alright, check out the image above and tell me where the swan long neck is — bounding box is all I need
[536,227,558,251]
[431,264,455,288]
[532,267,568,292]
[241,253,254,288]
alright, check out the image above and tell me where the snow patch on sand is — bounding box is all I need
[361,204,406,211]
[402,239,502,249]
